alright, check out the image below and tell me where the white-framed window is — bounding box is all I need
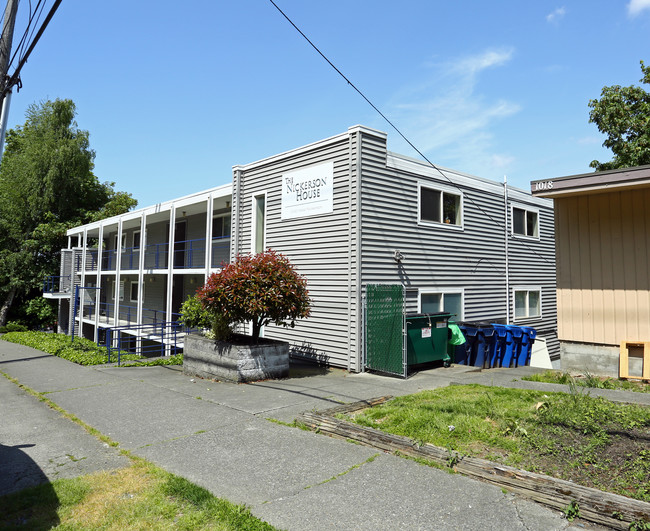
[419,289,464,320]
[114,233,126,251]
[112,280,124,302]
[212,214,231,239]
[513,287,541,320]
[418,182,463,227]
[251,193,266,254]
[512,205,539,238]
[129,281,139,303]
[133,230,141,249]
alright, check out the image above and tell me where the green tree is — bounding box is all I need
[588,60,650,171]
[198,250,311,340]
[0,99,137,326]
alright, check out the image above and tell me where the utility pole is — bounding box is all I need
[0,0,19,158]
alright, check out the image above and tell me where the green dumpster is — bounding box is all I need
[406,312,452,367]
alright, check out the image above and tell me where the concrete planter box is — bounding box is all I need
[183,333,290,382]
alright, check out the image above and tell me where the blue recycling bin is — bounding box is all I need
[457,324,478,365]
[490,324,508,368]
[516,326,537,367]
[457,322,495,368]
[491,324,514,368]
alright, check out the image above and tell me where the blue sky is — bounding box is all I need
[5,0,650,208]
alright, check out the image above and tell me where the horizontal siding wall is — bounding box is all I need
[359,134,559,360]
[233,134,358,369]
[556,189,650,345]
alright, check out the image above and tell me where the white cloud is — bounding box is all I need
[546,7,566,24]
[386,48,520,175]
[628,0,650,16]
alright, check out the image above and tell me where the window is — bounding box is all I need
[514,288,541,319]
[112,280,124,302]
[419,184,461,226]
[212,214,231,239]
[130,281,139,303]
[114,233,126,250]
[252,194,266,253]
[420,290,463,319]
[512,207,538,238]
[133,230,141,249]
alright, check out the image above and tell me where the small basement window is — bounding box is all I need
[514,289,541,319]
[420,185,461,226]
[513,207,538,238]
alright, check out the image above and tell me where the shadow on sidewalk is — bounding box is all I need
[0,443,61,528]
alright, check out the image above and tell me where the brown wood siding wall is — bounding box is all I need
[556,189,650,344]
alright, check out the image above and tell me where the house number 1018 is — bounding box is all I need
[535,181,554,191]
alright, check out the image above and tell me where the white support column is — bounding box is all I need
[79,229,88,339]
[93,223,104,342]
[136,212,146,353]
[114,219,123,327]
[205,195,213,282]
[165,205,176,356]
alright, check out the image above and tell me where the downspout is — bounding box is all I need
[504,175,510,324]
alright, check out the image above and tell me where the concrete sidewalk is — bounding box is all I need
[1,340,629,530]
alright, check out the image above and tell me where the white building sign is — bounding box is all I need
[281,161,334,220]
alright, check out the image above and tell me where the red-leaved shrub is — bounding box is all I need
[198,250,311,340]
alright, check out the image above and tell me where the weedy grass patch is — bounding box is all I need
[0,460,276,530]
[522,369,650,393]
[347,384,650,502]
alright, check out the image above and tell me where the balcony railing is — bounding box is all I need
[93,301,181,326]
[43,275,72,294]
[211,237,230,268]
[144,242,169,269]
[69,237,231,274]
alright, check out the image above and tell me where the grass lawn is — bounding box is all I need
[0,458,275,530]
[0,332,182,366]
[344,384,650,503]
[522,369,650,393]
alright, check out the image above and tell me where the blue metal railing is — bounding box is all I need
[94,302,181,327]
[102,250,117,271]
[43,275,72,294]
[98,320,192,365]
[211,237,230,267]
[144,242,169,269]
[172,238,206,269]
[85,250,99,271]
[120,246,141,270]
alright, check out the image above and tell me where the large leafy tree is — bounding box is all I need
[0,99,137,326]
[588,61,650,171]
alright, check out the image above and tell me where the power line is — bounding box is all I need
[1,0,61,100]
[267,0,552,265]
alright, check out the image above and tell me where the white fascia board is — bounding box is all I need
[66,183,233,236]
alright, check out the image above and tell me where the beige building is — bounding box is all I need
[531,165,650,377]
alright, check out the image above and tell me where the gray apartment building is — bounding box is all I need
[45,125,557,372]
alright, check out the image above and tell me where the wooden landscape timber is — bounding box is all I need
[296,397,650,530]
